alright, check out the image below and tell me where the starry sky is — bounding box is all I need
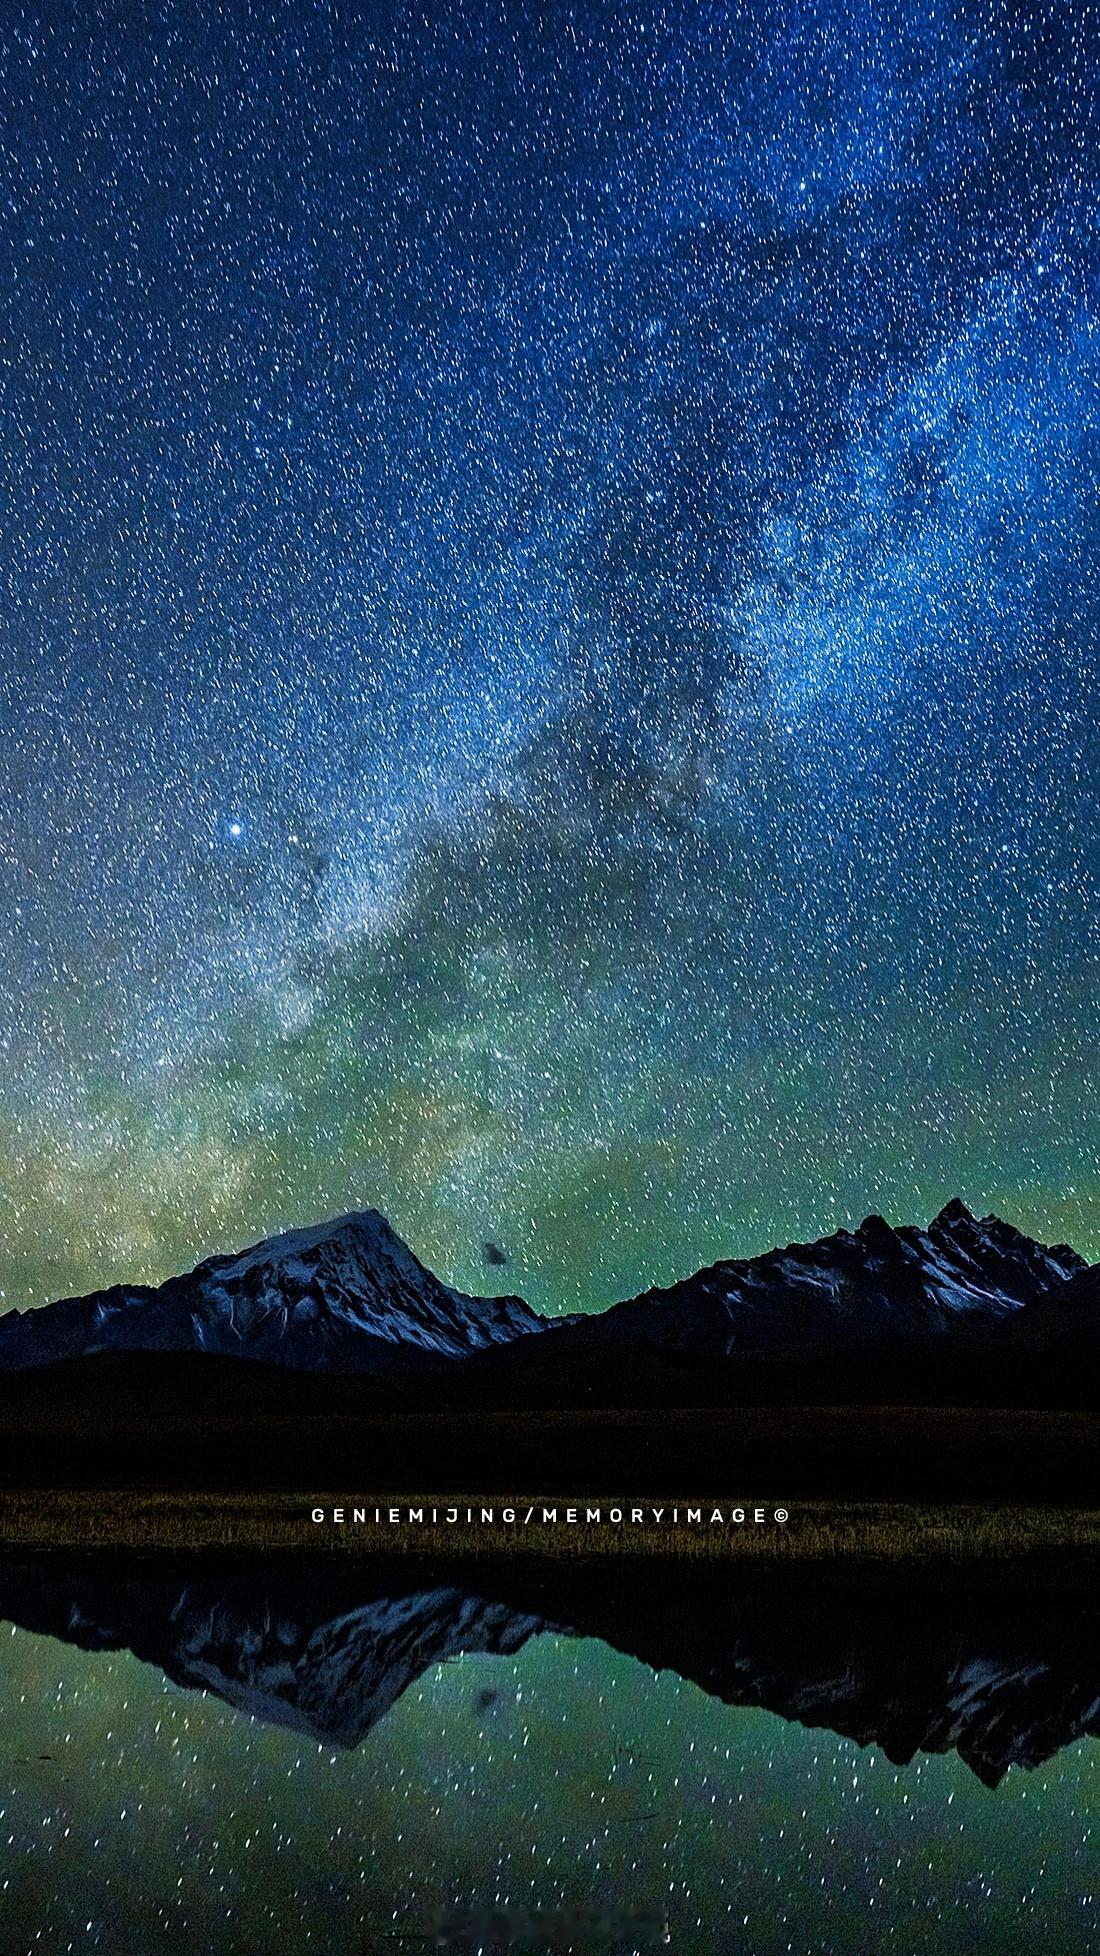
[1,0,1098,1317]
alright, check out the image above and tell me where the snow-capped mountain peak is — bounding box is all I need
[588,1199,1088,1360]
[0,1208,545,1372]
[191,1206,541,1358]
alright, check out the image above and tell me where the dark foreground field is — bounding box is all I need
[0,1357,1097,1504]
[1,1399,1100,1500]
[0,1350,1096,1507]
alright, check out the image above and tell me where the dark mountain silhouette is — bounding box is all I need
[0,1201,1095,1497]
[3,1553,1099,1786]
[1001,1258,1100,1357]
[0,1198,1090,1383]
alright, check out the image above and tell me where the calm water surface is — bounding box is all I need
[0,1555,1095,1954]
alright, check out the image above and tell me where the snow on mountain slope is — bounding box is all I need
[587,1199,1086,1359]
[188,1209,542,1358]
[0,1209,545,1372]
[0,1197,1088,1374]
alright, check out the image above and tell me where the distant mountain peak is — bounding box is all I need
[933,1196,977,1226]
[855,1212,898,1245]
[590,1202,1089,1362]
[0,1207,545,1374]
[196,1207,435,1287]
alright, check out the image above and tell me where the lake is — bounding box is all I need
[0,1553,1096,1953]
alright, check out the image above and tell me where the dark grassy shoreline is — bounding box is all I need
[2,1370,1097,1568]
[3,1488,1100,1580]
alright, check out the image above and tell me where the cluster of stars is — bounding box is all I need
[0,6,1097,1332]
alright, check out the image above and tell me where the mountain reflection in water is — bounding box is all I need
[0,1553,1098,1954]
[1,1554,1099,1785]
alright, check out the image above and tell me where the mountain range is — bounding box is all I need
[0,1196,1093,1380]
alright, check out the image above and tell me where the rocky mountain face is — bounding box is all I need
[0,1210,545,1373]
[585,1198,1087,1359]
[2,1554,1098,1785]
[0,1198,1089,1375]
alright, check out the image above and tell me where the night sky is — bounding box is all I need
[1,0,1098,1318]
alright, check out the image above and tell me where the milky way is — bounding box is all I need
[0,0,1098,1316]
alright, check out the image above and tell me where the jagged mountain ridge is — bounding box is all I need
[0,1197,1090,1374]
[590,1197,1088,1359]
